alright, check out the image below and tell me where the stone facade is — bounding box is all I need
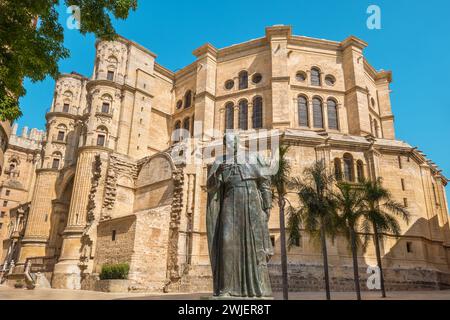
[1,25,449,292]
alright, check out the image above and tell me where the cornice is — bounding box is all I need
[86,79,154,98]
[289,36,341,52]
[290,84,346,96]
[193,43,218,59]
[265,25,292,40]
[340,35,368,51]
[45,111,81,122]
[59,72,89,81]
[174,62,197,81]
[154,63,175,80]
[96,34,157,59]
[364,58,393,84]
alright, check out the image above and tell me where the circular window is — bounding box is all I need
[296,71,307,82]
[176,100,183,109]
[325,75,336,86]
[225,80,234,90]
[252,73,262,84]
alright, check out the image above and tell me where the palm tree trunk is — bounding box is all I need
[320,221,331,300]
[372,222,386,298]
[278,197,289,300]
[350,229,361,300]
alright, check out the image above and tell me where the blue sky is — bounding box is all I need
[18,0,450,188]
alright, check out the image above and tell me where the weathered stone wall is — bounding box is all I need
[94,215,136,273]
[128,206,172,292]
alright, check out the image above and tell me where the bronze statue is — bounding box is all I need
[206,133,273,298]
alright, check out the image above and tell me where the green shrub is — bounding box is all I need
[99,263,130,280]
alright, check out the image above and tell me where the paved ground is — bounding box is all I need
[1,285,450,300]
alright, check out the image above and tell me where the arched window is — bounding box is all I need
[238,100,248,130]
[334,158,343,181]
[101,102,110,114]
[62,91,73,112]
[298,96,309,127]
[96,126,108,147]
[225,103,234,130]
[343,153,355,182]
[311,67,321,86]
[184,90,192,108]
[173,120,181,142]
[52,152,62,169]
[312,98,324,128]
[327,99,338,130]
[106,56,118,81]
[373,119,380,138]
[252,96,263,129]
[182,117,190,139]
[238,71,248,90]
[56,124,67,142]
[357,160,365,182]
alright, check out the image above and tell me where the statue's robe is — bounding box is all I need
[206,155,273,297]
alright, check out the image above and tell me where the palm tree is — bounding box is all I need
[360,178,410,298]
[270,145,291,300]
[290,160,338,300]
[334,182,368,300]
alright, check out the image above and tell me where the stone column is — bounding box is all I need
[248,102,254,130]
[19,169,59,264]
[52,146,109,289]
[308,99,314,128]
[233,105,239,130]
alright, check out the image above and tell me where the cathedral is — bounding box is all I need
[0,25,449,292]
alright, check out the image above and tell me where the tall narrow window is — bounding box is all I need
[63,103,70,113]
[252,97,263,129]
[401,178,405,191]
[107,71,114,81]
[311,67,321,86]
[403,198,408,208]
[225,103,234,130]
[432,184,439,205]
[173,120,181,142]
[343,153,355,182]
[406,242,413,253]
[238,71,248,90]
[334,158,343,181]
[238,100,248,130]
[357,160,364,182]
[184,90,192,108]
[57,131,65,141]
[312,98,323,128]
[52,158,60,169]
[182,117,190,139]
[327,99,338,130]
[298,96,309,127]
[398,156,402,169]
[97,134,105,147]
[101,102,110,114]
[373,119,380,138]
